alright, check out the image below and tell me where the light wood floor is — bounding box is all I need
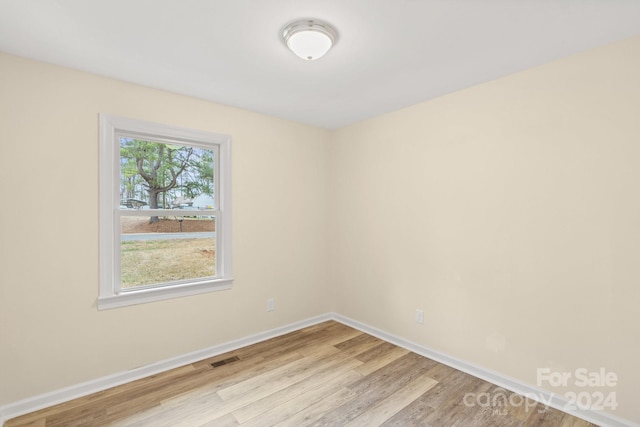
[6,321,598,427]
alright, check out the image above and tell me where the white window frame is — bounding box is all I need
[98,114,232,310]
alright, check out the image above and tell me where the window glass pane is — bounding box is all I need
[119,138,215,210]
[120,215,216,288]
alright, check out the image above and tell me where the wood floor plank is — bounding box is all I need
[232,354,363,423]
[325,333,384,358]
[378,397,432,427]
[216,351,324,401]
[353,345,410,376]
[108,388,223,426]
[217,341,353,404]
[344,371,438,427]
[422,380,495,426]
[501,389,542,423]
[271,387,358,427]
[193,413,239,427]
[381,369,486,426]
[166,348,353,423]
[346,351,437,394]
[237,371,363,427]
[180,347,306,400]
[5,321,601,427]
[5,421,45,427]
[353,341,398,363]
[309,353,437,426]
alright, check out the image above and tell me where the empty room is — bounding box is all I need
[1,1,639,426]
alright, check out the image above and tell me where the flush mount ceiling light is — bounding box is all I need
[281,19,337,61]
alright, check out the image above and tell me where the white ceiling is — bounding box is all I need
[1,1,640,129]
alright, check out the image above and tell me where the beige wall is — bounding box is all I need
[0,53,330,405]
[329,35,640,422]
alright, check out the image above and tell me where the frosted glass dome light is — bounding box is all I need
[281,19,337,61]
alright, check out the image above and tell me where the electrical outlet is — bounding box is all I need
[267,298,275,312]
[415,309,424,324]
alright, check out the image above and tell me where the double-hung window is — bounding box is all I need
[99,114,232,310]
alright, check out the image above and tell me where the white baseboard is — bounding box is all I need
[331,313,637,427]
[0,313,332,425]
[1,312,636,427]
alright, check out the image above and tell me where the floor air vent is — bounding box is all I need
[211,356,240,368]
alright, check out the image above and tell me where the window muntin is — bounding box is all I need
[99,115,232,310]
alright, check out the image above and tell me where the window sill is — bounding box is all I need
[97,278,233,310]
